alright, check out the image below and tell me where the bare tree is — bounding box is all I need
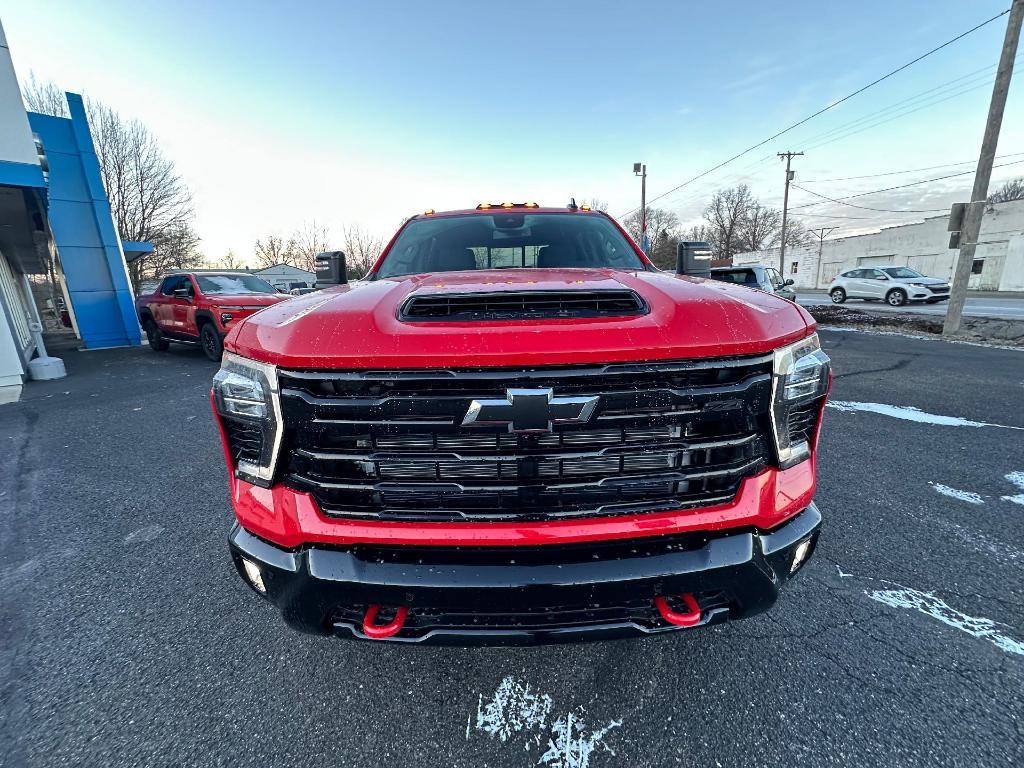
[738,203,782,252]
[24,74,195,290]
[140,223,203,276]
[703,185,755,262]
[342,224,385,279]
[216,249,245,270]
[21,72,68,116]
[290,222,332,274]
[781,219,810,248]
[988,177,1024,204]
[623,207,679,254]
[253,235,295,268]
[681,224,711,242]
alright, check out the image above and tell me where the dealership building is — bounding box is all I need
[733,199,1024,291]
[0,20,146,403]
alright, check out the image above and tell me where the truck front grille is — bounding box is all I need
[277,357,774,522]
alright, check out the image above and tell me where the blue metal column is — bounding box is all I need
[28,93,141,348]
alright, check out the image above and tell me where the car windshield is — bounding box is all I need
[195,274,279,294]
[711,269,759,286]
[375,212,645,278]
[882,267,923,279]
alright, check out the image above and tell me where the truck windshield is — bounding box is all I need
[196,275,279,294]
[375,213,645,278]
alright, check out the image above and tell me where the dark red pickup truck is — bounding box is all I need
[211,203,830,644]
[136,272,288,361]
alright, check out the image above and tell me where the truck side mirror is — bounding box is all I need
[784,278,795,286]
[676,241,712,278]
[315,251,348,286]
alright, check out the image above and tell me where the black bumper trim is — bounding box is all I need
[228,504,821,645]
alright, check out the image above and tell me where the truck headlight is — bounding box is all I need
[770,333,830,469]
[212,352,282,486]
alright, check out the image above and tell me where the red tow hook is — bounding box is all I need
[361,605,409,639]
[654,593,702,627]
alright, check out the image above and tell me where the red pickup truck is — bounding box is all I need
[211,203,829,644]
[136,272,288,361]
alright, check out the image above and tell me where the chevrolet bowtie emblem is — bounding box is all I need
[462,388,599,433]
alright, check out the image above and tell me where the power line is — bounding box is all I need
[800,151,1024,182]
[618,7,1012,217]
[791,185,948,213]
[789,158,1024,212]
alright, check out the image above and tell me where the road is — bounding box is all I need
[797,292,1024,319]
[2,332,1023,767]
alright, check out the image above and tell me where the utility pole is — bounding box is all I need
[810,226,839,288]
[634,162,647,252]
[778,151,803,277]
[944,0,1023,336]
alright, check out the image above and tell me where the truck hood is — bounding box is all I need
[226,268,814,369]
[206,294,289,309]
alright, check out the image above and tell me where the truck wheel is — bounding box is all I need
[886,289,908,307]
[144,319,169,351]
[200,323,223,362]
[829,288,846,304]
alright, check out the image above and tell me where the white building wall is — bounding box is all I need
[0,21,39,167]
[734,199,1024,291]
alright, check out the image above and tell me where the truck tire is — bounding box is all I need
[144,318,169,351]
[829,288,846,304]
[200,322,223,362]
[886,289,908,307]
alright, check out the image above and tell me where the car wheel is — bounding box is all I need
[144,319,169,351]
[200,323,223,362]
[886,289,908,307]
[829,288,846,304]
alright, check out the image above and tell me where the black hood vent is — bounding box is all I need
[400,290,647,321]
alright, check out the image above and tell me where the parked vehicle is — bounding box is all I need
[828,266,950,307]
[135,272,289,361]
[710,265,796,301]
[212,203,829,644]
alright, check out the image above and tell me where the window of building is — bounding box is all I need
[972,259,984,274]
[790,262,798,274]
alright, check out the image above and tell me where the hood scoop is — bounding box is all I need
[400,289,648,321]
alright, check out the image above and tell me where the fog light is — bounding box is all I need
[241,558,266,593]
[790,538,813,574]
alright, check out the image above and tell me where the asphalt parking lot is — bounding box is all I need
[2,330,1022,768]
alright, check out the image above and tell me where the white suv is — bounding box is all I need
[828,266,950,307]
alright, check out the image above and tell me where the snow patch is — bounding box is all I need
[472,677,622,767]
[475,677,552,743]
[929,483,985,505]
[867,588,1024,656]
[827,400,1024,430]
[540,711,622,768]
[1001,471,1024,506]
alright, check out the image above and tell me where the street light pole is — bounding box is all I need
[944,0,1023,336]
[634,162,647,252]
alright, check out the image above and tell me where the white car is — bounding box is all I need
[827,266,950,307]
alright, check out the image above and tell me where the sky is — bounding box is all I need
[3,0,1023,262]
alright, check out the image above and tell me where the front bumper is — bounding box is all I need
[228,503,821,645]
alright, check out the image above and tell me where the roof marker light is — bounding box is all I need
[580,204,591,212]
[525,202,539,208]
[501,202,514,208]
[423,208,435,215]
[477,202,492,210]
